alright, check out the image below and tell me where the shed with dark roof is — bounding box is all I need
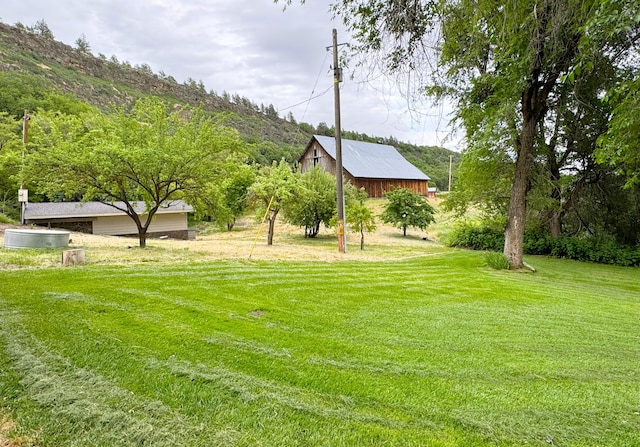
[23,200,194,240]
[299,135,431,198]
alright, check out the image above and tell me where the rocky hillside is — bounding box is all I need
[0,22,310,150]
[0,21,459,186]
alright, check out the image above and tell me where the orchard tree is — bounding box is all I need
[219,161,256,230]
[283,166,336,238]
[249,159,296,245]
[381,187,435,237]
[24,98,244,247]
[345,186,376,250]
[190,157,256,231]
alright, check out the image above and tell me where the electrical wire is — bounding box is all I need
[277,85,333,114]
[278,50,330,119]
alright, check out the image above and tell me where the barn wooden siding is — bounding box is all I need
[353,179,429,198]
[299,140,336,175]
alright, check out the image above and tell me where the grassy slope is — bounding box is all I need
[0,252,638,446]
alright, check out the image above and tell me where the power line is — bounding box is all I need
[277,85,333,114]
[277,50,330,118]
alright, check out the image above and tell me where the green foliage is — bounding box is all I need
[0,72,92,118]
[249,159,296,245]
[218,161,256,230]
[345,187,376,250]
[448,222,640,267]
[74,34,91,54]
[381,187,435,237]
[0,212,15,224]
[191,158,256,231]
[447,221,505,252]
[484,251,510,270]
[23,98,244,246]
[29,19,54,39]
[596,77,640,188]
[282,166,336,238]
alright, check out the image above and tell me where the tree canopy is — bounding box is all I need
[381,187,435,237]
[283,166,337,238]
[23,98,245,247]
[249,159,296,245]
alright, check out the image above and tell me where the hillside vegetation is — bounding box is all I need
[0,21,459,187]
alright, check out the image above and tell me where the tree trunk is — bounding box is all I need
[267,209,278,246]
[504,118,534,269]
[403,225,407,237]
[360,227,365,250]
[138,227,148,248]
[267,218,275,245]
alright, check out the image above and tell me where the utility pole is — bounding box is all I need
[19,110,29,224]
[332,28,347,253]
[448,154,453,192]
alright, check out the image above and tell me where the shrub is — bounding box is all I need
[448,221,640,267]
[447,223,504,251]
[0,213,15,224]
[485,251,510,270]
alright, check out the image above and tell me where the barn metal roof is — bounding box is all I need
[312,135,430,181]
[24,200,193,220]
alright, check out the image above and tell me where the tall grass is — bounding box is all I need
[0,252,638,446]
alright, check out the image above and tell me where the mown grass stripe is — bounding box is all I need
[0,253,638,446]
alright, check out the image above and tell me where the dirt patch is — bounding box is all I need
[0,414,27,447]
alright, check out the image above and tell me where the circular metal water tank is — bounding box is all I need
[3,229,70,249]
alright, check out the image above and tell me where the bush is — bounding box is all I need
[0,213,15,224]
[447,223,504,251]
[485,251,510,270]
[448,222,640,267]
[550,237,640,267]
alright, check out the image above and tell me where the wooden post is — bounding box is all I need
[332,29,347,253]
[62,249,85,266]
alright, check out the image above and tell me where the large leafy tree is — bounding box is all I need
[280,0,639,268]
[24,98,244,247]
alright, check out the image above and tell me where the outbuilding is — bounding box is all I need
[299,135,431,198]
[23,200,194,240]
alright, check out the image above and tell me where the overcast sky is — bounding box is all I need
[1,0,459,149]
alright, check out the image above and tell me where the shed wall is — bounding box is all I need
[93,213,188,236]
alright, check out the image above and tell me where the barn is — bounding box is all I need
[298,135,431,198]
[23,200,194,240]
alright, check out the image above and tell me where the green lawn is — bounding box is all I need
[0,251,638,446]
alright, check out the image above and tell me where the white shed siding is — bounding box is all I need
[93,213,187,236]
